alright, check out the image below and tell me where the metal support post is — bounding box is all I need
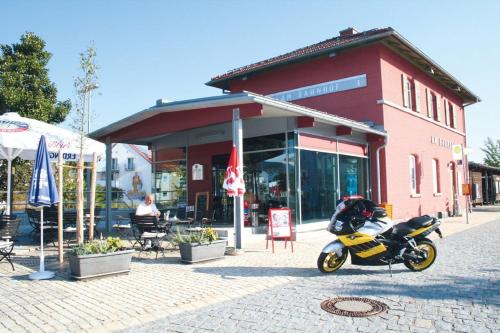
[232,108,244,249]
[105,137,112,231]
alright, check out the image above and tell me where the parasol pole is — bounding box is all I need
[58,151,64,263]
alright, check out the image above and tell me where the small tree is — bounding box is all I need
[72,43,99,243]
[481,137,500,168]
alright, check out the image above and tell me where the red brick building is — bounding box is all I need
[92,27,479,229]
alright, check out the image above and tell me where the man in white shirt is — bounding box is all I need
[136,193,160,217]
[135,194,160,249]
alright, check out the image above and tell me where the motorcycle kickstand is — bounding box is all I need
[388,261,393,277]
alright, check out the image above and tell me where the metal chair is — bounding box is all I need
[0,215,21,271]
[113,215,133,243]
[130,214,168,259]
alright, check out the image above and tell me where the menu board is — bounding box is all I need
[268,208,292,238]
[195,192,209,221]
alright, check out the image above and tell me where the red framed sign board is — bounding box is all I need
[266,208,293,253]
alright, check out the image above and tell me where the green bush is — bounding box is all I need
[171,227,218,245]
[71,237,124,255]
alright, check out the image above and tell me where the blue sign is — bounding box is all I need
[268,74,367,102]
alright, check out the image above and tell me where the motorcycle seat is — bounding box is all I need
[407,215,434,228]
[392,223,416,236]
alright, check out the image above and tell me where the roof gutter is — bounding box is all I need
[388,32,480,104]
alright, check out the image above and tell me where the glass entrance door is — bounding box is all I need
[212,154,233,224]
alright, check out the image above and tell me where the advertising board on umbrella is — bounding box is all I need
[0,112,104,215]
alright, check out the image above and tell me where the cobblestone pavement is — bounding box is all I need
[122,216,500,333]
[0,208,499,332]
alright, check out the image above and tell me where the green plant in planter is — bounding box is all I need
[171,227,218,245]
[71,237,125,255]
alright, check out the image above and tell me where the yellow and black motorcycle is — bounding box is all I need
[317,196,442,274]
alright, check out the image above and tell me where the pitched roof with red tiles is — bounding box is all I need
[207,27,393,88]
[206,27,479,104]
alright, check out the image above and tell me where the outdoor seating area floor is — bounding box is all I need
[1,208,499,333]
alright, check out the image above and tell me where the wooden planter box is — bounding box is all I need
[69,249,134,280]
[179,240,226,263]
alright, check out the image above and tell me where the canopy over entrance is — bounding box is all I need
[91,92,386,144]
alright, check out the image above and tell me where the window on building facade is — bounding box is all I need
[126,157,134,170]
[402,75,422,112]
[449,102,456,128]
[97,171,106,181]
[409,155,419,195]
[496,180,500,194]
[426,89,433,118]
[432,93,441,122]
[402,74,413,110]
[111,158,118,171]
[432,159,441,194]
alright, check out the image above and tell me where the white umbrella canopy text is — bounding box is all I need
[0,112,105,214]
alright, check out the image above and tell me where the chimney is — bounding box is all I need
[339,27,359,37]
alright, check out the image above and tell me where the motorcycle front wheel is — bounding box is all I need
[404,239,437,272]
[317,250,348,273]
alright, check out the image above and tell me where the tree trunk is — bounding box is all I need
[89,153,97,240]
[76,159,84,244]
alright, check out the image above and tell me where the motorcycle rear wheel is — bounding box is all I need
[317,250,348,273]
[404,239,437,272]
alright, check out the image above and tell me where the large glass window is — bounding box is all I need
[244,133,286,152]
[339,155,367,198]
[244,150,288,225]
[300,150,338,223]
[211,133,295,226]
[153,148,187,209]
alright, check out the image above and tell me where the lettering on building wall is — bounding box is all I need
[268,74,367,102]
[430,136,454,149]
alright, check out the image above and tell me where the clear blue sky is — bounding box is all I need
[1,0,498,162]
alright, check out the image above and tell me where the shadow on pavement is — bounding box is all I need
[193,266,408,279]
[340,276,500,306]
[472,205,500,213]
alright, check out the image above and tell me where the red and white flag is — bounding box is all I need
[223,145,246,197]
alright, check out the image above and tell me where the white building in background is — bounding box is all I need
[96,144,152,204]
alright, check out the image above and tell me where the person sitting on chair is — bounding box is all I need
[136,193,160,217]
[135,193,160,249]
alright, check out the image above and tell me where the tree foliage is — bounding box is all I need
[0,32,71,122]
[481,137,500,167]
[0,33,71,200]
[72,44,99,243]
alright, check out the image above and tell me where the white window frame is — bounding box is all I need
[409,155,418,195]
[449,103,456,129]
[432,159,441,194]
[111,158,118,171]
[127,157,135,171]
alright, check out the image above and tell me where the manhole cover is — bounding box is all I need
[320,297,389,317]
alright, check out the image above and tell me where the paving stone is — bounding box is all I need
[2,211,500,333]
